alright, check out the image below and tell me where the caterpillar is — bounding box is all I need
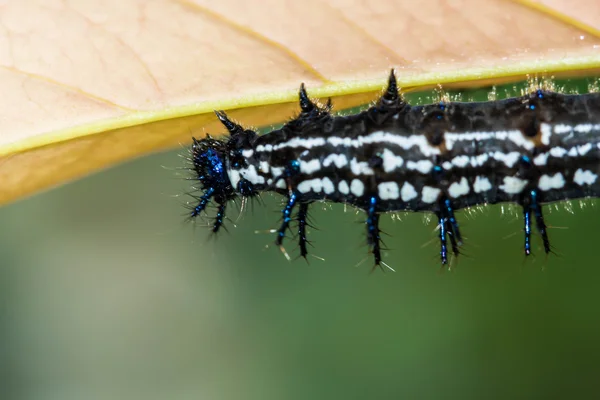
[186,70,600,269]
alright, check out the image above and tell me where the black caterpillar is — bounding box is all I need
[186,70,600,268]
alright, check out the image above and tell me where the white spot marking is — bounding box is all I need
[300,159,321,174]
[311,178,323,193]
[255,144,273,152]
[322,177,335,194]
[448,177,470,198]
[442,161,453,170]
[350,179,365,197]
[335,131,440,157]
[499,176,528,194]
[242,149,254,158]
[549,147,567,157]
[311,179,323,193]
[378,182,400,200]
[255,131,441,157]
[578,143,593,156]
[338,180,350,195]
[471,154,489,168]
[274,137,326,151]
[297,180,312,194]
[506,130,536,150]
[298,178,323,193]
[574,124,592,133]
[239,165,264,184]
[474,176,492,193]
[401,182,418,202]
[445,130,535,151]
[322,154,348,168]
[533,153,548,166]
[554,124,572,134]
[540,123,552,145]
[574,169,598,186]
[228,169,241,189]
[381,148,404,172]
[313,179,324,192]
[452,155,470,168]
[276,180,286,189]
[421,186,441,203]
[407,159,434,174]
[350,158,374,175]
[271,167,284,177]
[492,151,520,167]
[259,161,270,173]
[538,173,565,191]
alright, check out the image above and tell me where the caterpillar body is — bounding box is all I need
[187,70,600,268]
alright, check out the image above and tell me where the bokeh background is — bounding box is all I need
[2,79,600,399]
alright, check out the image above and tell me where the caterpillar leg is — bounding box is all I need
[436,198,462,264]
[444,217,460,259]
[442,199,462,249]
[522,189,551,255]
[190,187,215,218]
[276,192,299,249]
[366,197,383,267]
[530,190,551,254]
[212,202,227,233]
[436,212,449,265]
[297,203,310,259]
[523,202,533,256]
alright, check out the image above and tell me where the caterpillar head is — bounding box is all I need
[190,135,234,203]
[190,110,259,207]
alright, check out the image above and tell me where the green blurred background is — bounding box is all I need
[2,79,600,399]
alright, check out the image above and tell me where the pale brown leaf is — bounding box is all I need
[1,0,599,205]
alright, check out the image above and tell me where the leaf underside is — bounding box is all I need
[1,0,600,205]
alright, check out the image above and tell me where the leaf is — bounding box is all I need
[1,0,599,205]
